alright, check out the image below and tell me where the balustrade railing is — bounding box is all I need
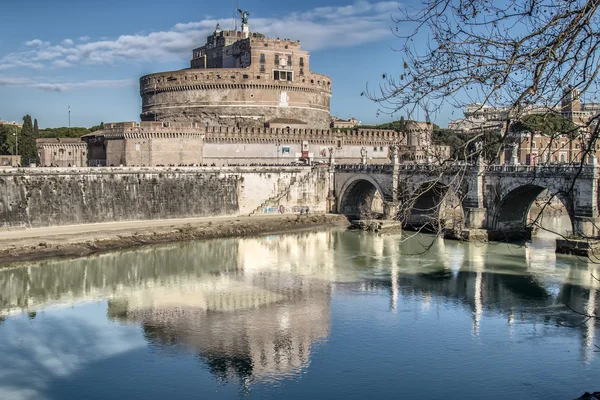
[333,162,597,176]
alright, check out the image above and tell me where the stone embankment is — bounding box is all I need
[0,214,349,264]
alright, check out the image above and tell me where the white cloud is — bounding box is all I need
[2,1,402,71]
[24,39,49,47]
[52,60,71,68]
[0,76,135,92]
[0,77,34,86]
[31,79,136,92]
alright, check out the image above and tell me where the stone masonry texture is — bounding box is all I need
[0,166,328,228]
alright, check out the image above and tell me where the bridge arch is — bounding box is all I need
[404,183,464,232]
[337,175,387,218]
[490,183,574,235]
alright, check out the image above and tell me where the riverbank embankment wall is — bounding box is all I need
[0,166,330,229]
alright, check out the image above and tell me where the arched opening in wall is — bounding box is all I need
[404,184,463,233]
[491,185,572,240]
[339,179,385,219]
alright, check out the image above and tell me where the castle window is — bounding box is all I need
[264,43,268,47]
[311,79,314,84]
[243,74,249,79]
[287,55,292,66]
[260,65,265,73]
[274,55,279,65]
[373,146,377,151]
[300,68,304,75]
[285,45,288,49]
[380,146,384,151]
[260,53,265,63]
[274,70,293,81]
[299,57,304,67]
[68,151,72,156]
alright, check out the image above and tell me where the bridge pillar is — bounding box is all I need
[573,217,600,237]
[572,162,600,238]
[458,163,489,241]
[327,153,337,213]
[383,201,400,219]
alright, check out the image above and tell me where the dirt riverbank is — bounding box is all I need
[0,214,350,264]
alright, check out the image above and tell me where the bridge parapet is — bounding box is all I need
[334,164,394,174]
[486,164,596,177]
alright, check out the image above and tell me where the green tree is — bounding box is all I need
[33,118,39,138]
[39,127,90,138]
[19,115,38,165]
[89,122,104,132]
[0,125,21,155]
[511,113,578,138]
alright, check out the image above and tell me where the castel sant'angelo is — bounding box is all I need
[71,10,447,168]
[140,10,331,130]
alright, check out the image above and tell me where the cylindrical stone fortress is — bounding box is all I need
[140,26,332,129]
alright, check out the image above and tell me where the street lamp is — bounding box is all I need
[13,126,18,157]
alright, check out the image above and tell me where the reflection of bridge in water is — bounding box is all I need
[0,230,598,375]
[336,232,600,362]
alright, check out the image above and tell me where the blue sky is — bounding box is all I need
[0,0,449,128]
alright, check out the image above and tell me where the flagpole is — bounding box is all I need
[68,105,71,129]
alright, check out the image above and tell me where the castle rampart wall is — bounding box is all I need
[0,166,329,228]
[95,123,405,166]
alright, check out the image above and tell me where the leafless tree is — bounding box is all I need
[364,0,600,241]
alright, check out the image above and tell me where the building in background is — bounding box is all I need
[447,88,600,133]
[331,117,360,129]
[36,138,87,167]
[0,120,23,128]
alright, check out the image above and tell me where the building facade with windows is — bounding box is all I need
[140,19,332,129]
[36,138,87,167]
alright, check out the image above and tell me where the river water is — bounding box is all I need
[0,216,598,399]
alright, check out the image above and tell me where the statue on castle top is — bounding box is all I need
[238,9,250,25]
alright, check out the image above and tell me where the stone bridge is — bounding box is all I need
[332,161,600,240]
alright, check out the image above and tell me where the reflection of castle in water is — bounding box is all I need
[0,229,598,375]
[0,232,336,383]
